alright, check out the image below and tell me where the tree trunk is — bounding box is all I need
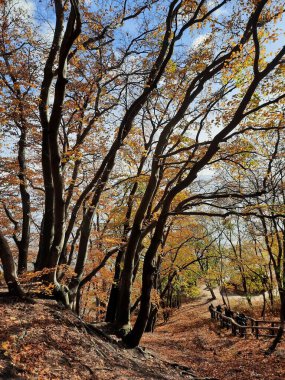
[123,256,155,347]
[207,285,216,300]
[123,204,170,347]
[105,248,124,322]
[267,288,285,353]
[0,230,24,296]
[145,303,158,332]
[261,290,266,319]
[17,127,31,274]
[36,0,81,272]
[35,0,65,271]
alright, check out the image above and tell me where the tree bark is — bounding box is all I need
[36,0,81,274]
[17,122,31,274]
[145,303,158,332]
[0,230,24,296]
[268,288,285,353]
[36,0,64,270]
[105,248,124,322]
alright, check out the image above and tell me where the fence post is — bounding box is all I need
[251,319,254,333]
[271,322,275,336]
[232,323,236,336]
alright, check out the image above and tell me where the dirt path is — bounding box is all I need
[142,291,285,380]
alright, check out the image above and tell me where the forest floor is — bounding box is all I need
[142,289,285,380]
[0,293,197,380]
[1,289,285,379]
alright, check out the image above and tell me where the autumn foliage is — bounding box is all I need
[0,0,285,349]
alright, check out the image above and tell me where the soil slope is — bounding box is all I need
[0,296,195,380]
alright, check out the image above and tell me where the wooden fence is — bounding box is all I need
[210,308,281,339]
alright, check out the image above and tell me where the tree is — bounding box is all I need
[119,0,285,346]
[0,229,24,296]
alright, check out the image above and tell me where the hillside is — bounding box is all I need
[0,295,198,380]
[142,293,285,380]
[2,291,285,380]
[0,294,285,380]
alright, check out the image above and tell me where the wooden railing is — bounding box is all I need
[210,309,281,339]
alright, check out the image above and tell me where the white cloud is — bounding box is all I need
[207,0,228,16]
[38,22,55,45]
[192,33,210,49]
[11,0,36,19]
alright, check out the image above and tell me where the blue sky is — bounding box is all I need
[12,0,285,55]
[1,0,284,183]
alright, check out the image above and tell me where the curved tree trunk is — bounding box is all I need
[0,230,24,296]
